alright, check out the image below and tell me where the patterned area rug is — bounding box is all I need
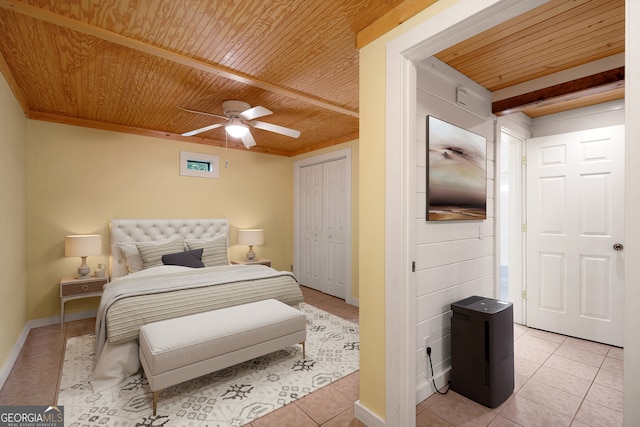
[58,304,359,426]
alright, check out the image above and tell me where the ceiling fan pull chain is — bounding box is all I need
[225,132,229,168]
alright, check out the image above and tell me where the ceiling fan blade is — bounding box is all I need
[240,106,272,121]
[181,123,223,137]
[252,120,301,138]
[178,106,228,120]
[241,131,257,148]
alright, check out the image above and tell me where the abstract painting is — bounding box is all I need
[427,116,487,221]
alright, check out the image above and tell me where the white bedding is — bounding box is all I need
[90,265,303,391]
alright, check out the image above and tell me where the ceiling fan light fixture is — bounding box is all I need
[225,119,249,138]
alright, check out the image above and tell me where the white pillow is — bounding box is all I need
[185,236,228,267]
[136,238,185,269]
[118,236,183,273]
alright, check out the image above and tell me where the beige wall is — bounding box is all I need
[0,76,28,369]
[25,121,295,320]
[357,0,459,419]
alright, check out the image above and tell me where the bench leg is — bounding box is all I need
[153,390,160,416]
[300,341,305,359]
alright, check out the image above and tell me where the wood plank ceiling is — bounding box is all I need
[0,0,625,156]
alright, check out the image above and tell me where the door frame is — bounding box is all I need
[293,148,355,305]
[383,1,554,425]
[496,122,530,325]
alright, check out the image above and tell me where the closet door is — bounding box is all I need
[299,163,323,291]
[323,158,348,298]
[299,158,348,298]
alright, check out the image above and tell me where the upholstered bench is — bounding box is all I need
[139,299,307,415]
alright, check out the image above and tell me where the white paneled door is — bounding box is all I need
[299,158,348,299]
[526,125,625,346]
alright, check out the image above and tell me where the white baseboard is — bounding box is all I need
[0,323,30,390]
[416,368,451,404]
[347,295,360,307]
[354,400,386,427]
[0,309,97,390]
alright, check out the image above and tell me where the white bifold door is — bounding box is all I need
[526,125,625,346]
[299,158,348,299]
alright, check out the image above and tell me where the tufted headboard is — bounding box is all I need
[109,218,229,278]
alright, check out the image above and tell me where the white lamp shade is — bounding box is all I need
[237,229,264,246]
[65,234,102,257]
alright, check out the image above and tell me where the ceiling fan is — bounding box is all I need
[180,100,301,148]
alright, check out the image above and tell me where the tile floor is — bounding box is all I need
[0,288,625,426]
[418,324,624,427]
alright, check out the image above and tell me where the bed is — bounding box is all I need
[90,218,304,391]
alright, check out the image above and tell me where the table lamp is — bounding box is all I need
[65,234,102,278]
[237,229,264,260]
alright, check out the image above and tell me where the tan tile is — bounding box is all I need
[2,365,59,393]
[562,337,611,356]
[574,399,623,427]
[585,382,623,413]
[513,324,528,340]
[66,318,96,337]
[251,402,318,427]
[543,355,598,382]
[600,356,624,376]
[0,383,57,406]
[330,371,359,402]
[499,395,572,427]
[517,379,582,417]
[415,408,455,427]
[606,346,623,361]
[488,415,524,427]
[514,356,542,378]
[424,390,497,426]
[530,366,592,398]
[593,368,623,392]
[322,406,367,427]
[513,374,528,393]
[523,328,567,344]
[514,343,552,365]
[516,334,561,354]
[554,343,606,368]
[570,421,591,427]
[296,383,353,425]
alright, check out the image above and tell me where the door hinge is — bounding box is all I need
[412,261,416,272]
[522,290,527,299]
[522,156,527,165]
[522,223,527,232]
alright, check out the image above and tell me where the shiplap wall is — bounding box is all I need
[414,57,496,402]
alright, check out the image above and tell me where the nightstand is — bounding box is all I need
[60,275,108,327]
[232,258,272,267]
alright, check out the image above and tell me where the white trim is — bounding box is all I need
[293,148,355,305]
[354,400,385,427]
[625,0,640,424]
[0,324,29,390]
[0,309,97,390]
[179,150,220,179]
[384,1,547,425]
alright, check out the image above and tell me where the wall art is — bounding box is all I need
[427,116,487,221]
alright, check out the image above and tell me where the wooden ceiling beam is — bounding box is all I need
[492,67,625,115]
[0,0,359,118]
[356,0,437,48]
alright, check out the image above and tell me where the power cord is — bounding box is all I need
[426,347,450,395]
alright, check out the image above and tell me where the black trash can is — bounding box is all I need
[450,295,514,408]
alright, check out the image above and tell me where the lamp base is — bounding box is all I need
[245,246,256,260]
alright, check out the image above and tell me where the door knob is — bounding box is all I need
[613,243,624,251]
